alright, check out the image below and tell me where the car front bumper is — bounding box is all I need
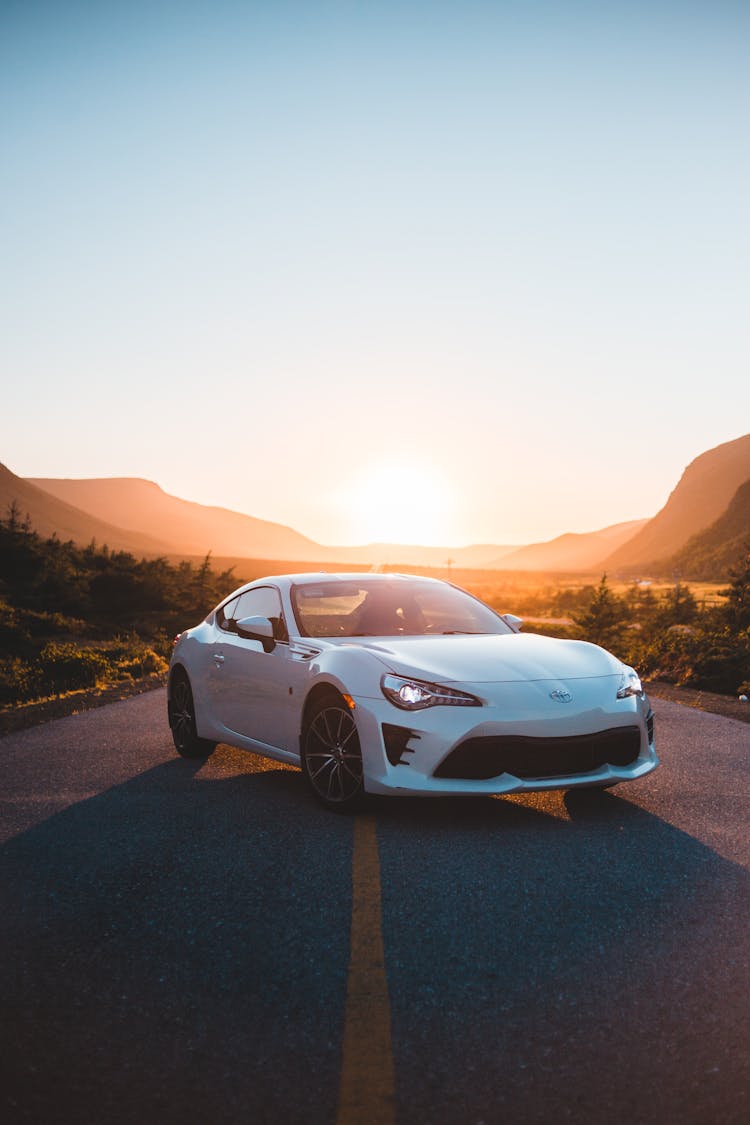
[351,678,658,797]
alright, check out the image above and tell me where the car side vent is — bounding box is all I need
[289,643,322,661]
[382,723,420,766]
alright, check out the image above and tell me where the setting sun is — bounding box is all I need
[339,460,453,546]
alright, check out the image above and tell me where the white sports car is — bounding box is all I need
[168,572,657,810]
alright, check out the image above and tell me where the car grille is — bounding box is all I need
[433,726,642,780]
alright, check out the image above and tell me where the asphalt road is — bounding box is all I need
[1,690,748,1124]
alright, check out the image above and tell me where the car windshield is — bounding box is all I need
[290,578,512,639]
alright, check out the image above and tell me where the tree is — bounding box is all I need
[3,500,31,534]
[573,574,628,652]
[658,581,699,627]
[635,584,659,625]
[724,545,750,632]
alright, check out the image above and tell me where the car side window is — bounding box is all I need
[233,586,288,642]
[217,595,241,633]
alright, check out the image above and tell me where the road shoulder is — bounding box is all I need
[645,680,750,725]
[0,672,168,738]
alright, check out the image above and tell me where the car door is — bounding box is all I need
[210,585,296,750]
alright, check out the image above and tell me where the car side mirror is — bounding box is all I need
[502,613,523,633]
[235,615,276,652]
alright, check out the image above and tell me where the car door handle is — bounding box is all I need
[213,654,225,665]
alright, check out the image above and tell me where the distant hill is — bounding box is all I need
[27,477,518,568]
[657,478,750,580]
[604,433,750,572]
[22,436,749,576]
[493,519,647,572]
[28,476,329,562]
[0,463,171,555]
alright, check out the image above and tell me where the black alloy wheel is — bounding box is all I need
[168,669,216,760]
[302,694,364,811]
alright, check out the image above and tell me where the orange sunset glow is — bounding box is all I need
[334,460,454,546]
[1,3,746,550]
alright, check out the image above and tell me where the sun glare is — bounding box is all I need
[342,461,451,545]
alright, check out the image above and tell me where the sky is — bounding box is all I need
[1,0,748,548]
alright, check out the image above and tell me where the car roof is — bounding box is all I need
[251,572,446,588]
[223,571,444,596]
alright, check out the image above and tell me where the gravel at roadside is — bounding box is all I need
[645,680,750,724]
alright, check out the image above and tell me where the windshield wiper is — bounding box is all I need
[441,629,482,635]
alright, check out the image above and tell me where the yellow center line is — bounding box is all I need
[337,814,395,1125]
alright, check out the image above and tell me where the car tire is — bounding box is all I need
[168,669,216,759]
[301,691,365,812]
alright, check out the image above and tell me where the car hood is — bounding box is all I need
[341,632,623,684]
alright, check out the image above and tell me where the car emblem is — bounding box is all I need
[549,689,573,703]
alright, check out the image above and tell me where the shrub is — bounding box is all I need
[150,627,173,660]
[37,643,109,693]
[112,646,168,679]
[685,629,750,694]
[23,609,88,638]
[0,657,40,705]
[105,633,169,679]
[0,602,33,657]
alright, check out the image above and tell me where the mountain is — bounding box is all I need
[604,433,750,572]
[492,519,647,572]
[22,436,750,574]
[27,477,329,562]
[0,463,171,554]
[27,477,518,568]
[658,478,750,580]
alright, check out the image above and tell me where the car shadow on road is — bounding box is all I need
[0,755,354,1125]
[370,785,750,1125]
[1,756,749,1125]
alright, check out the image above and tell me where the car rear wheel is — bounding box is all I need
[168,669,216,760]
[302,693,364,811]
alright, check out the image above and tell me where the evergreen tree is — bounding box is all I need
[573,575,628,651]
[659,581,699,627]
[724,546,750,632]
[635,585,659,625]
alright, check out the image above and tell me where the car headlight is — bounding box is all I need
[381,674,481,710]
[617,667,644,699]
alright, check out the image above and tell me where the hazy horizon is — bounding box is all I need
[2,1,747,547]
[24,463,651,550]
